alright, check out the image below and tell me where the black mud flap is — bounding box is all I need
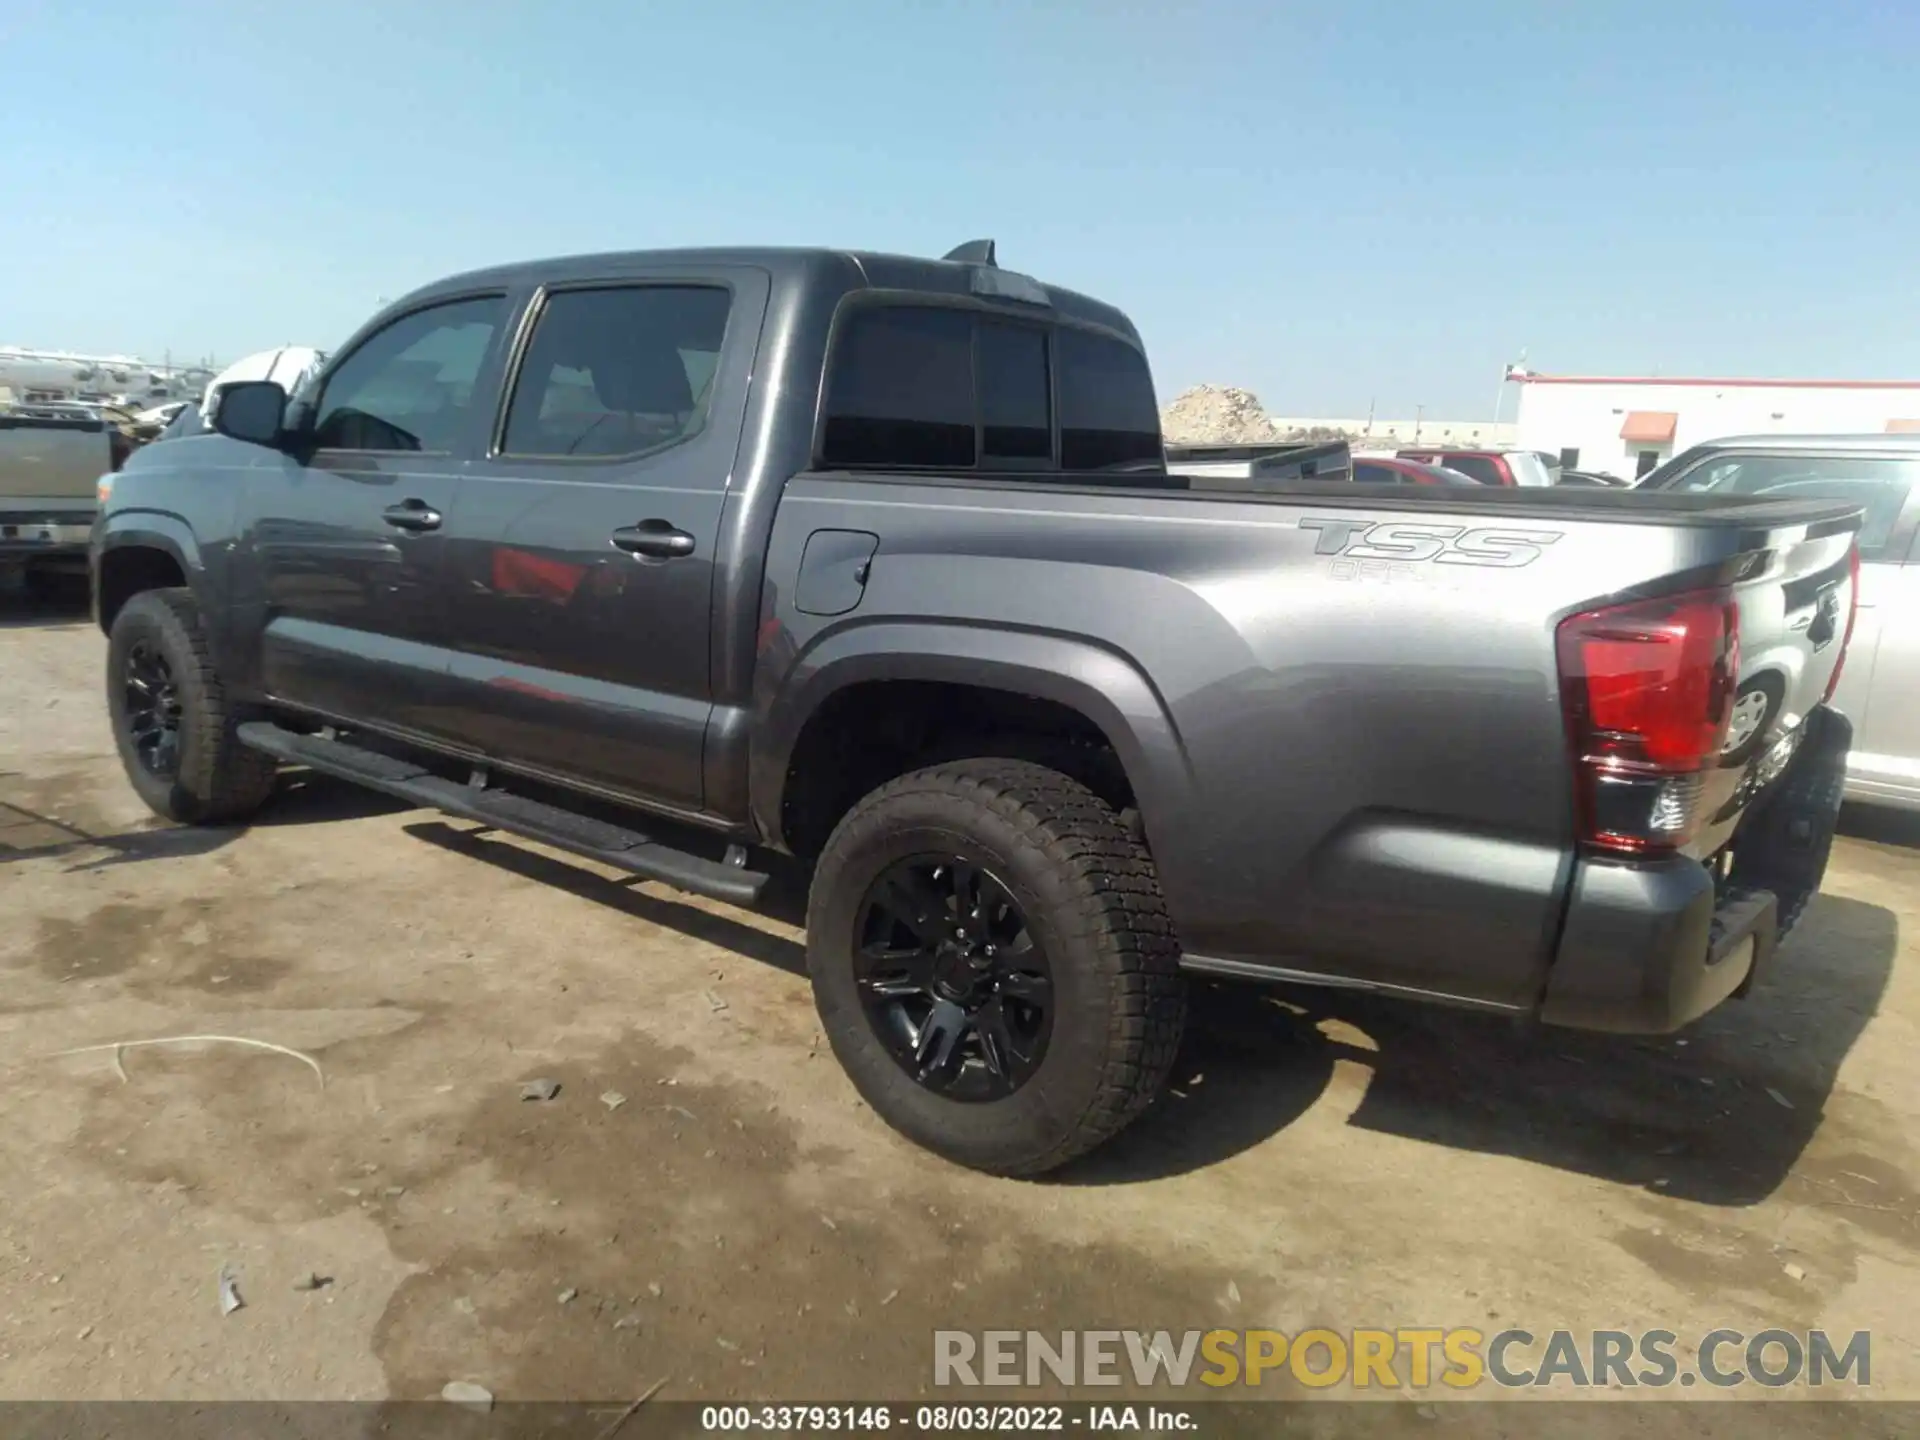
[1726,706,1852,995]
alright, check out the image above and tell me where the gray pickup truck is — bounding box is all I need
[90,241,1864,1175]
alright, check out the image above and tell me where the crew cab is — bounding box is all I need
[92,241,1864,1175]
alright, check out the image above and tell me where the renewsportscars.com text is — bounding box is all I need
[933,1327,1871,1391]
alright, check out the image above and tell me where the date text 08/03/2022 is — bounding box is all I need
[700,1404,1196,1432]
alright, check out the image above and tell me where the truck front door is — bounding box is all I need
[236,294,509,738]
[434,268,769,814]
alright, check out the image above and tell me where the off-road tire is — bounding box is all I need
[106,588,279,824]
[807,759,1186,1176]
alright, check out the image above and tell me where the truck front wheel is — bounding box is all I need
[807,759,1186,1176]
[105,588,279,825]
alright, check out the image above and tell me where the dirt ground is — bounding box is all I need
[2,583,1917,1428]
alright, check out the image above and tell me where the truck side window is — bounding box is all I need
[500,285,733,459]
[311,296,504,453]
[821,307,976,468]
[977,319,1051,465]
[1056,328,1161,471]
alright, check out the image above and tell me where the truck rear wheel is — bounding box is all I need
[807,759,1185,1176]
[106,588,279,824]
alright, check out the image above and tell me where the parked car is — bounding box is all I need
[2,407,116,592]
[1163,440,1351,484]
[1557,469,1630,488]
[1397,447,1560,487]
[93,241,1866,1174]
[1637,434,1919,811]
[134,401,190,429]
[1161,446,1480,487]
[1351,456,1485,485]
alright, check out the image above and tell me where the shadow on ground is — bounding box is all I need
[1063,893,1899,1205]
[402,817,809,978]
[391,794,1901,1210]
[37,748,1891,1213]
[1840,800,1920,850]
[0,769,409,870]
[0,569,91,629]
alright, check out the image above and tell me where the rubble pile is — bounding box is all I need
[1159,384,1281,444]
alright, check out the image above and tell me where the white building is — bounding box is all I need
[1509,369,1920,481]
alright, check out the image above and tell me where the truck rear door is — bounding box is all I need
[434,266,770,813]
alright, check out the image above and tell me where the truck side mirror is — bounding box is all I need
[210,380,288,447]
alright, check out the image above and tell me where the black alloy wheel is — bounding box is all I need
[854,855,1054,1101]
[122,639,183,778]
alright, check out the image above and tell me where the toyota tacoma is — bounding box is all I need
[91,240,1863,1174]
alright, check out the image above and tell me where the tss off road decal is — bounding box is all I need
[1299,518,1564,568]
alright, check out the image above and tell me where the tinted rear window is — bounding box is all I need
[1057,328,1161,471]
[977,319,1051,463]
[819,304,1161,476]
[821,307,976,468]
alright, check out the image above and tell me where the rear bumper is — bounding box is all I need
[0,508,95,558]
[1538,857,1776,1033]
[1540,708,1849,1034]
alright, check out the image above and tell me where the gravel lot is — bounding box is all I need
[2,583,1916,1429]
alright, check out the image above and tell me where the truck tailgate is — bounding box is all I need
[1689,513,1857,856]
[0,415,113,505]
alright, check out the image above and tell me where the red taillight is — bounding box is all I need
[1557,589,1740,856]
[1821,540,1861,704]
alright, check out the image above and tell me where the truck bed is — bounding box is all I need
[820,468,1866,531]
[764,468,1864,1017]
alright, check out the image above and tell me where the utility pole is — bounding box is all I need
[1414,404,1425,442]
[1496,348,1528,424]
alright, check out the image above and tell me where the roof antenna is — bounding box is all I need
[942,239,997,267]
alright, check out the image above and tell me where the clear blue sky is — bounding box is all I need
[3,0,1914,418]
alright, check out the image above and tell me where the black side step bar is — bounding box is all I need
[237,722,769,906]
